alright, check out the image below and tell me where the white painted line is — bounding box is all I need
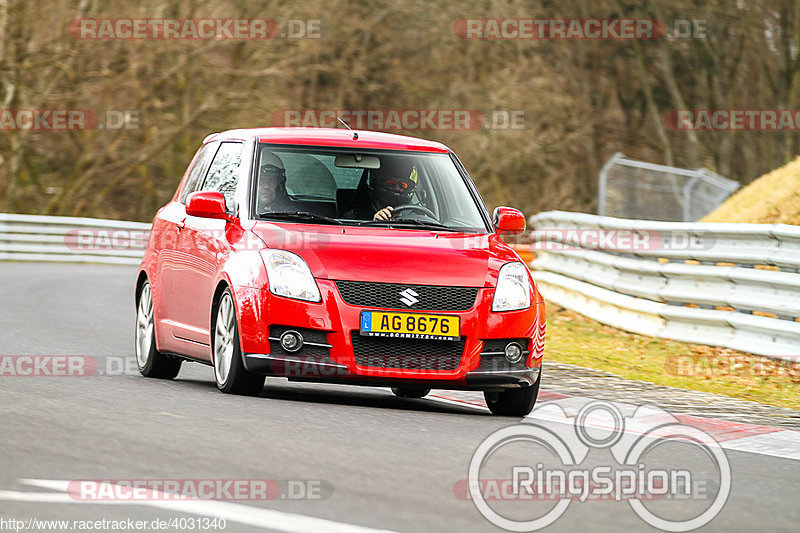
[524,398,800,462]
[0,491,80,503]
[721,431,800,462]
[10,480,399,533]
[430,392,800,462]
[428,394,488,412]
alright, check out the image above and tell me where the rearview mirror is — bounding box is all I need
[334,154,381,169]
[186,191,235,223]
[493,206,526,235]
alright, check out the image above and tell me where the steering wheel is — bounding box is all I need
[392,204,437,220]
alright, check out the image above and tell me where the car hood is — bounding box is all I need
[249,222,522,287]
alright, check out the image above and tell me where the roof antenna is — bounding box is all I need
[337,116,358,140]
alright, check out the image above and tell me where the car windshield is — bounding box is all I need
[253,144,490,232]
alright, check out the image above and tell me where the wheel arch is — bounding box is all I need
[210,279,232,334]
[135,270,149,307]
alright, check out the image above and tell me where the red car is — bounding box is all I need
[135,127,545,416]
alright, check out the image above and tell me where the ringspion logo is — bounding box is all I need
[460,400,730,531]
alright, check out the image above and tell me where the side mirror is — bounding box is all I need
[493,206,526,235]
[186,191,235,223]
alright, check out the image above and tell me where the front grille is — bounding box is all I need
[350,332,464,370]
[335,280,478,311]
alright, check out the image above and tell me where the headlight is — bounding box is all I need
[260,250,321,302]
[492,262,531,312]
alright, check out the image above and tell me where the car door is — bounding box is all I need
[172,141,247,354]
[155,141,218,354]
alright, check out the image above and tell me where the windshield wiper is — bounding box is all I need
[259,211,343,225]
[360,219,461,232]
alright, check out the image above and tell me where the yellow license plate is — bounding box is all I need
[360,311,460,341]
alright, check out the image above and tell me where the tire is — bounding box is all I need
[483,372,541,417]
[391,386,431,399]
[135,280,182,379]
[213,288,265,396]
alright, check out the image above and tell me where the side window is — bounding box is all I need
[179,142,218,203]
[201,142,245,210]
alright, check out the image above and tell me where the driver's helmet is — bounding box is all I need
[369,157,418,207]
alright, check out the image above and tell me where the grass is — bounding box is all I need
[544,304,800,410]
[702,155,800,224]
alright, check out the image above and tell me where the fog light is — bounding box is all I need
[279,330,304,353]
[504,342,523,364]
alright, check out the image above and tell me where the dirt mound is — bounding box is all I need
[702,156,800,225]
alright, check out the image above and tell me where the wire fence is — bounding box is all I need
[598,152,740,222]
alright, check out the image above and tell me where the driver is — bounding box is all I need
[257,151,292,213]
[369,157,418,221]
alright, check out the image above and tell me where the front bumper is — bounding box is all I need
[234,279,545,389]
[242,351,540,390]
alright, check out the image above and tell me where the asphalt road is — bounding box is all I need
[0,262,798,532]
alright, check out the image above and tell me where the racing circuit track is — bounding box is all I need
[1,262,799,532]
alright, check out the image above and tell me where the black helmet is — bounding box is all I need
[369,157,418,207]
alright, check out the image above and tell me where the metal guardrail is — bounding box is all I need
[529,211,800,359]
[0,213,533,267]
[2,211,798,359]
[0,213,150,265]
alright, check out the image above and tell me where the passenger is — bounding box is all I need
[257,152,292,213]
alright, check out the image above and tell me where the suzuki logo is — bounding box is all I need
[399,288,419,307]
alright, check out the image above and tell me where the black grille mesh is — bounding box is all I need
[350,332,464,370]
[335,280,478,311]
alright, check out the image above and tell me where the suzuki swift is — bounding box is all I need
[135,127,545,416]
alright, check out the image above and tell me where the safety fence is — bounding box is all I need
[598,152,739,221]
[2,212,798,359]
[529,211,800,359]
[0,213,149,265]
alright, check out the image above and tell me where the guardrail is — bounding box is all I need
[3,211,797,359]
[529,211,800,359]
[0,213,150,265]
[0,213,535,266]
